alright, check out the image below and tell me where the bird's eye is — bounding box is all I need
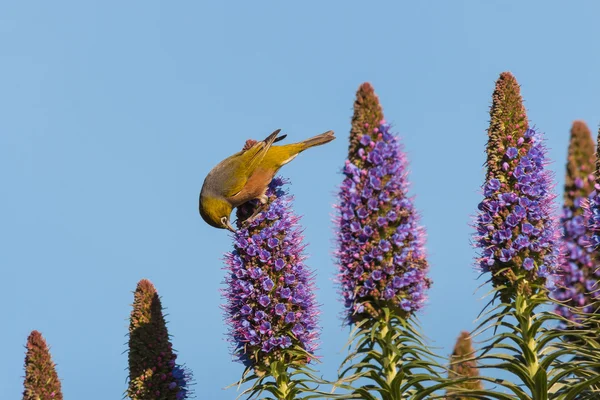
[220,216,236,233]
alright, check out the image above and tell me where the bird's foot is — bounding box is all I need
[241,204,267,228]
[241,213,262,228]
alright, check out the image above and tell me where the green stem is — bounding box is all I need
[380,316,401,399]
[272,361,293,400]
[515,293,546,400]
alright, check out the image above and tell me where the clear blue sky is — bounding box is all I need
[2,1,599,398]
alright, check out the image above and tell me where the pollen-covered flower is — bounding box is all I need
[128,279,193,400]
[336,83,430,324]
[23,330,63,400]
[223,177,319,370]
[552,121,599,321]
[475,72,559,294]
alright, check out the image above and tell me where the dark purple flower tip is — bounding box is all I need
[223,178,319,368]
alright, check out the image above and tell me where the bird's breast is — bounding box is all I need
[228,167,276,207]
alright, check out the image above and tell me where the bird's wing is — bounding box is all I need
[273,134,288,143]
[219,129,282,198]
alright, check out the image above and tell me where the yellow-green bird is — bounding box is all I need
[199,129,335,232]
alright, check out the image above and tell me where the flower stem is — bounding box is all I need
[514,293,546,400]
[271,361,293,400]
[380,319,399,388]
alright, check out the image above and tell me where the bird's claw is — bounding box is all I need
[258,194,269,205]
[241,211,263,228]
[240,202,268,228]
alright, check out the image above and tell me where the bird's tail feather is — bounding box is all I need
[300,130,335,150]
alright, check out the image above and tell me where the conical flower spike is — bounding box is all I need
[349,83,385,167]
[337,82,431,324]
[475,72,559,297]
[446,331,483,398]
[586,127,600,253]
[554,121,599,322]
[128,279,193,400]
[22,330,63,400]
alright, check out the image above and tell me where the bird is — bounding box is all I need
[199,128,335,232]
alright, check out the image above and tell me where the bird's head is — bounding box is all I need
[199,195,235,232]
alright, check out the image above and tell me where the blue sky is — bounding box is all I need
[2,1,600,398]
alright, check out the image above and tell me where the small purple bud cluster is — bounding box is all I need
[336,121,430,323]
[171,365,192,399]
[475,128,559,290]
[223,177,319,368]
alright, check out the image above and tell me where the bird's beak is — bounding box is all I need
[225,220,237,233]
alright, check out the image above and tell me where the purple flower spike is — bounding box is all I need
[587,127,600,250]
[475,72,559,296]
[554,121,599,323]
[336,83,431,324]
[223,178,319,369]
